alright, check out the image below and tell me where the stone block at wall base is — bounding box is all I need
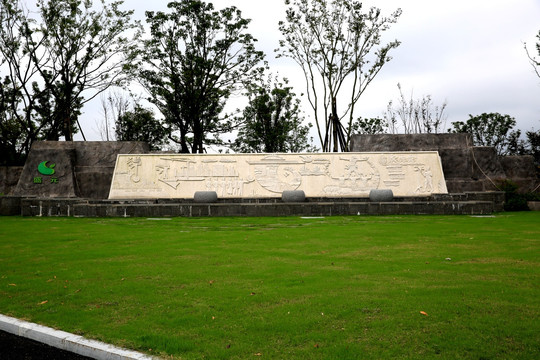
[74,167,116,199]
[12,195,502,217]
[445,179,484,193]
[20,198,86,217]
[0,196,22,216]
[528,201,540,211]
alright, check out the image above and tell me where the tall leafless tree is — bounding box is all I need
[277,0,401,152]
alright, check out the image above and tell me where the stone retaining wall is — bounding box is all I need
[351,134,538,193]
[12,141,149,199]
[0,166,23,195]
[14,192,504,217]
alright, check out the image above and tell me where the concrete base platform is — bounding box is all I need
[528,201,540,211]
[8,192,505,217]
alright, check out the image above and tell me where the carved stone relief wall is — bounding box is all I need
[108,152,448,199]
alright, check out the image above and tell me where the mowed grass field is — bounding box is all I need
[0,213,538,359]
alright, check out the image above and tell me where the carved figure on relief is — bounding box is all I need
[414,166,433,193]
[206,177,249,197]
[155,158,203,190]
[324,157,380,195]
[251,165,301,193]
[201,160,251,197]
[298,156,331,176]
[155,158,243,191]
[127,157,142,183]
[247,156,303,193]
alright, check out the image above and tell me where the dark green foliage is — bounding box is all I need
[499,179,540,211]
[0,72,64,165]
[0,0,139,160]
[115,105,167,151]
[0,119,26,165]
[232,78,317,153]
[135,0,265,153]
[526,129,540,166]
[499,180,530,211]
[26,0,139,141]
[351,117,387,135]
[0,1,53,165]
[0,77,25,165]
[449,113,521,156]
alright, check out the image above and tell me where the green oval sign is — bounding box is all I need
[38,161,56,176]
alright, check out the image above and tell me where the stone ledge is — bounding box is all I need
[2,192,505,217]
[0,314,154,360]
[67,200,495,217]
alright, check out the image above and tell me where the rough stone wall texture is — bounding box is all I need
[12,145,78,198]
[499,155,538,192]
[0,196,21,215]
[351,133,538,193]
[0,166,23,195]
[351,133,475,151]
[12,141,149,199]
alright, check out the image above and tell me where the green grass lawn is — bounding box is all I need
[0,213,539,359]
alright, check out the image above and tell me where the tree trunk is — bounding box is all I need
[63,113,73,141]
[331,97,338,152]
[179,128,190,153]
[61,88,73,141]
[192,119,204,154]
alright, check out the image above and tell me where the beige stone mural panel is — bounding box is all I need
[108,152,448,199]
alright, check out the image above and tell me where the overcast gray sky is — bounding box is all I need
[81,0,540,143]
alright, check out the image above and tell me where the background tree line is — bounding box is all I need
[0,0,404,163]
[1,0,539,166]
[0,0,139,164]
[353,83,539,162]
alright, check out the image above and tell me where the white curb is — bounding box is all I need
[0,314,156,360]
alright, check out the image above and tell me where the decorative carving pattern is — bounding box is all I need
[323,156,380,195]
[109,152,448,199]
[414,166,434,194]
[127,157,141,183]
[248,156,303,193]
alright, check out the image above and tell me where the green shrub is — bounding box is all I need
[499,180,530,211]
